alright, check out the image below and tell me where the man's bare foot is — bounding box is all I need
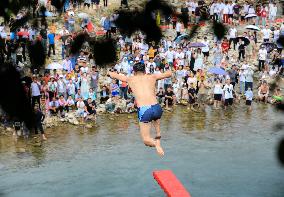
[42,135,47,141]
[155,140,164,156]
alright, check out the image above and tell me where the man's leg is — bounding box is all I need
[52,44,55,55]
[139,122,155,147]
[139,121,164,156]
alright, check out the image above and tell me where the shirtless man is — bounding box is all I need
[258,81,270,103]
[108,63,172,156]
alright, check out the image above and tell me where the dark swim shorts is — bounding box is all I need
[137,104,163,123]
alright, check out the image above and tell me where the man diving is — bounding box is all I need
[108,63,172,156]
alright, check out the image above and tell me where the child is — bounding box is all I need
[188,82,196,110]
[245,87,253,112]
[181,83,189,104]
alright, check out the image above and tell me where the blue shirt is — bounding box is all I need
[48,33,55,45]
[245,90,253,101]
[103,19,111,31]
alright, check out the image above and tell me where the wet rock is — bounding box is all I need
[16,148,26,153]
[85,124,92,129]
[33,142,42,147]
[6,127,13,132]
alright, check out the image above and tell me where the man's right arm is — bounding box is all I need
[154,70,172,80]
[107,71,128,82]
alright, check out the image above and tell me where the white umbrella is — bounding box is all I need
[245,25,260,31]
[46,62,63,70]
[245,14,257,19]
[78,12,89,19]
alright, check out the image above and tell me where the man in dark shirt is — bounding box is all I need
[85,98,96,120]
[228,64,238,88]
[40,25,47,53]
[34,106,47,140]
[164,86,174,109]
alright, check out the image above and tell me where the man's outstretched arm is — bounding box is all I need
[107,71,128,82]
[153,70,172,80]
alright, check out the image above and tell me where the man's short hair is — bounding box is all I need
[133,62,145,73]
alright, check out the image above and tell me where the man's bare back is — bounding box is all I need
[127,75,157,107]
[108,65,172,156]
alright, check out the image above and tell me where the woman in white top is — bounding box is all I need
[213,78,223,109]
[193,48,204,71]
[172,79,181,103]
[187,72,197,89]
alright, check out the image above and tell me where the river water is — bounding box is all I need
[0,104,284,197]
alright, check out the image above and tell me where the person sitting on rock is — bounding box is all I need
[66,95,75,111]
[100,85,110,104]
[84,98,96,121]
[58,95,68,117]
[257,81,270,103]
[49,97,59,116]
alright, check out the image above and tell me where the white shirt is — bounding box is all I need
[258,48,267,60]
[261,28,272,39]
[165,50,176,62]
[80,67,89,73]
[248,7,255,14]
[213,3,220,14]
[201,41,209,52]
[269,4,277,16]
[239,71,246,82]
[223,84,234,99]
[146,62,156,73]
[176,22,182,32]
[213,83,223,94]
[229,28,237,39]
[175,52,185,65]
[269,69,277,77]
[31,82,41,96]
[228,4,234,14]
[223,5,229,14]
[77,101,85,111]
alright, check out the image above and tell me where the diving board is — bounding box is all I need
[153,170,191,197]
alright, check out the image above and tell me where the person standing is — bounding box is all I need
[90,66,99,95]
[244,66,254,91]
[268,2,277,27]
[47,31,55,57]
[103,16,112,39]
[103,0,108,7]
[228,64,238,88]
[228,25,237,50]
[175,20,182,39]
[34,106,47,140]
[258,46,267,71]
[223,78,234,110]
[261,25,272,42]
[31,77,41,110]
[40,25,47,54]
[245,87,253,112]
[260,5,268,27]
[59,26,70,59]
[201,37,210,62]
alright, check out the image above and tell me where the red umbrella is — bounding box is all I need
[17,31,29,37]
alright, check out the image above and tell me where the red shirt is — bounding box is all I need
[221,42,230,52]
[261,9,267,17]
